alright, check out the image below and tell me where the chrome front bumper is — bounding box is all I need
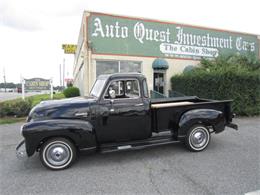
[16,140,27,159]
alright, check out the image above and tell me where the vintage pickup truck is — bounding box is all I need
[16,73,238,170]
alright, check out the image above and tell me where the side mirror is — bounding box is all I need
[109,89,116,99]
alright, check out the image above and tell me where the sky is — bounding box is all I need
[0,0,259,86]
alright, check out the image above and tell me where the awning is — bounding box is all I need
[152,58,169,70]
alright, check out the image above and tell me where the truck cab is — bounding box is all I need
[91,73,151,143]
[17,73,238,170]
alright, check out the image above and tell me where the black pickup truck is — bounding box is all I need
[16,73,238,170]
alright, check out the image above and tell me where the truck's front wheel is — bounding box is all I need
[40,138,76,170]
[185,125,210,152]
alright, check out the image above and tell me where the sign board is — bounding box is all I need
[24,78,50,91]
[88,13,259,59]
[62,44,77,54]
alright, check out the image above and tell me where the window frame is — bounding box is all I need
[102,78,141,101]
[89,78,107,98]
[142,79,149,98]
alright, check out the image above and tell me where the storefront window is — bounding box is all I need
[120,61,141,73]
[96,61,118,76]
[96,60,141,77]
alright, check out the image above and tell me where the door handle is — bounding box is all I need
[110,99,115,112]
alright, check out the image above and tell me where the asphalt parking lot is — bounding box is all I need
[0,92,41,102]
[0,117,259,195]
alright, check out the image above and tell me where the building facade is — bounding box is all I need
[74,11,260,96]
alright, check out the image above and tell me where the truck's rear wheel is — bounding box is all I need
[185,125,210,152]
[40,138,76,170]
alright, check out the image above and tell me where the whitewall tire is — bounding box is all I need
[185,125,211,152]
[40,138,76,170]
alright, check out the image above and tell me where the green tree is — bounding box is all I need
[171,53,260,116]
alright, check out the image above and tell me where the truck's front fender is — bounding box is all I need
[22,119,96,156]
[178,109,225,138]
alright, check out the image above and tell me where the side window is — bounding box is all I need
[125,80,140,98]
[105,80,140,99]
[105,81,123,99]
[143,79,149,98]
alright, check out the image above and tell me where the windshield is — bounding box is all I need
[90,78,107,97]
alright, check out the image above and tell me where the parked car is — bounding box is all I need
[16,73,238,170]
[17,87,22,93]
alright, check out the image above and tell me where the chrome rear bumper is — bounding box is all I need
[227,122,238,130]
[16,140,27,159]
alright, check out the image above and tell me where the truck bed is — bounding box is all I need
[151,96,232,133]
[151,96,207,104]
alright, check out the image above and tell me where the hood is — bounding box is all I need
[28,97,96,122]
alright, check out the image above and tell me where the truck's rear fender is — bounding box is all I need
[22,119,96,156]
[178,109,225,138]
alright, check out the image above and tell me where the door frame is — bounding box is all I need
[153,70,167,95]
[96,78,150,143]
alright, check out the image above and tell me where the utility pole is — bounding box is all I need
[3,67,6,92]
[59,64,62,88]
[50,78,53,99]
[63,58,65,88]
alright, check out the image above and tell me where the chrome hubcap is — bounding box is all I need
[190,128,208,148]
[46,143,70,166]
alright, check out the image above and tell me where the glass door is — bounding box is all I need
[153,72,165,94]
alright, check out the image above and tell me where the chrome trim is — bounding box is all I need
[16,140,27,159]
[134,103,144,107]
[20,124,25,136]
[79,146,97,151]
[75,112,88,117]
[118,145,132,150]
[189,127,209,149]
[227,123,238,130]
[46,143,70,166]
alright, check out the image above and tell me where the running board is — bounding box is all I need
[99,135,179,153]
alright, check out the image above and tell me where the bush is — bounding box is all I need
[28,93,65,107]
[0,99,32,117]
[171,54,260,116]
[63,87,80,98]
[0,93,65,118]
[171,71,260,116]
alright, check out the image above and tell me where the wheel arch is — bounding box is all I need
[22,119,97,157]
[177,108,225,139]
[37,135,77,152]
